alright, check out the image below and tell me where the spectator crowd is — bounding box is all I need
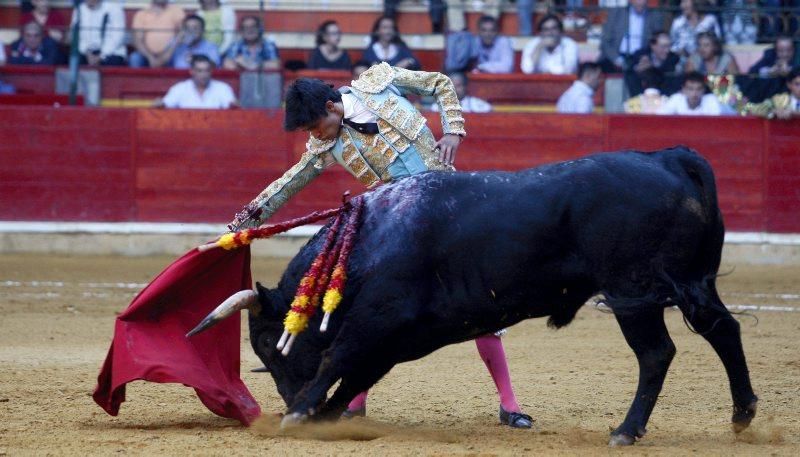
[0,0,798,117]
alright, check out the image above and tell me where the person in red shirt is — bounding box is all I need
[20,0,67,43]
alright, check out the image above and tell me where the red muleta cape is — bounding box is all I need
[93,245,261,425]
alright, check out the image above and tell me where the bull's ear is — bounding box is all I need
[255,282,284,320]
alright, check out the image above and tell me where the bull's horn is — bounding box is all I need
[186,290,258,337]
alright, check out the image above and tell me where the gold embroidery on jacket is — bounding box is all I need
[351,129,394,178]
[350,62,394,94]
[341,129,381,187]
[306,136,336,155]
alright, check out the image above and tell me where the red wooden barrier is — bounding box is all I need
[468,73,605,105]
[0,93,83,105]
[1,106,798,233]
[0,65,55,95]
[0,65,599,105]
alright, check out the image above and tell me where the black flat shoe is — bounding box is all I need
[341,406,366,419]
[499,406,533,429]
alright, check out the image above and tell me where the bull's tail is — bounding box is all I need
[661,147,734,327]
[664,146,725,279]
[605,148,727,317]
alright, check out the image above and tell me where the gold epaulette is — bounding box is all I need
[351,62,395,94]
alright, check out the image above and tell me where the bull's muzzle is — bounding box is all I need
[186,289,260,337]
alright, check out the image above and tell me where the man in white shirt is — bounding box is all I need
[657,72,722,116]
[431,72,492,113]
[70,0,127,66]
[557,62,601,114]
[521,14,579,75]
[157,55,237,109]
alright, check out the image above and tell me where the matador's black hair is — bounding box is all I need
[283,78,343,131]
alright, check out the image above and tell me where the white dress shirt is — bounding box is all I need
[431,95,492,113]
[162,79,236,109]
[520,36,579,75]
[557,80,594,114]
[619,8,646,56]
[342,93,377,123]
[657,93,723,115]
[70,0,127,59]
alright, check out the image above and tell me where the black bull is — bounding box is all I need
[198,147,758,445]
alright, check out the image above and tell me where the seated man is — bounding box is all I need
[156,54,236,109]
[222,16,280,71]
[10,21,63,65]
[170,15,221,69]
[557,62,602,114]
[69,0,126,66]
[657,72,722,115]
[521,14,579,75]
[598,0,667,73]
[471,15,513,74]
[748,36,799,78]
[625,30,681,96]
[130,0,186,68]
[431,72,492,113]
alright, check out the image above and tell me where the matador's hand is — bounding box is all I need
[434,133,462,167]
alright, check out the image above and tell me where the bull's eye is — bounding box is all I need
[256,332,272,354]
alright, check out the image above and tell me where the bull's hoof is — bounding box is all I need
[608,433,636,447]
[732,400,758,433]
[280,412,307,429]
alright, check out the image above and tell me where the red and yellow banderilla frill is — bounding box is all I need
[320,198,364,332]
[275,212,345,355]
[277,197,365,354]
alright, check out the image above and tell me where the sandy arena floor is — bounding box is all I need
[1,254,799,456]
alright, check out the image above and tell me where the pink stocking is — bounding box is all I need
[475,334,521,413]
[347,390,368,411]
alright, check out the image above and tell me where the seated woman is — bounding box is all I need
[307,20,352,71]
[684,32,739,75]
[520,14,578,75]
[670,0,721,58]
[361,15,420,70]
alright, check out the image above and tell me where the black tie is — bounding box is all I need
[342,117,379,135]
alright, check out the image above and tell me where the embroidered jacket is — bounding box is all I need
[230,63,465,230]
